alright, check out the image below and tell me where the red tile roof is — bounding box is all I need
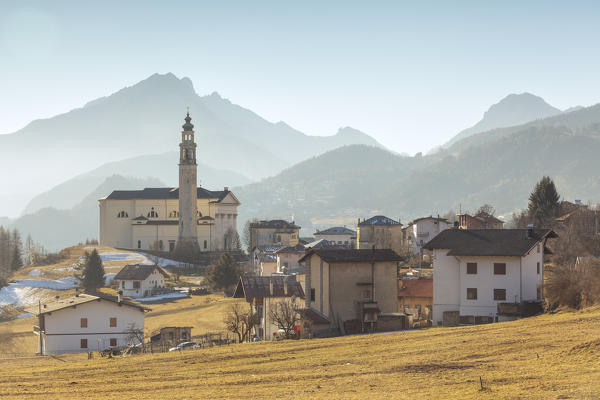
[398,279,433,298]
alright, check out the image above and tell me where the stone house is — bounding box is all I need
[150,326,192,348]
[299,248,405,334]
[356,216,403,255]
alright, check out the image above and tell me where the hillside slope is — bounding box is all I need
[444,92,562,147]
[3,308,599,399]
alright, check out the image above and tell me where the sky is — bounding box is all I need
[1,1,600,154]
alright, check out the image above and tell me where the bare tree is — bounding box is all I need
[268,299,301,339]
[125,323,145,349]
[224,228,241,251]
[243,218,258,254]
[476,204,496,217]
[223,303,259,343]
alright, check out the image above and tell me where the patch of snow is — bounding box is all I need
[104,273,116,286]
[0,286,40,307]
[11,277,79,290]
[28,269,42,276]
[84,246,98,250]
[99,252,146,262]
[134,292,188,302]
[53,266,76,272]
[136,252,190,268]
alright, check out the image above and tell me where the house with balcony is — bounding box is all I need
[113,264,169,298]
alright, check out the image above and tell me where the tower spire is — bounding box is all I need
[182,110,194,131]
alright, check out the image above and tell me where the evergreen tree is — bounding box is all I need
[205,253,242,295]
[10,229,23,271]
[528,176,561,227]
[81,249,105,292]
[0,227,9,275]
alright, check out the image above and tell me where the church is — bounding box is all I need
[98,113,241,253]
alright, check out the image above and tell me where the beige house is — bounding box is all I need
[233,276,305,340]
[299,248,404,334]
[249,220,300,250]
[98,114,240,253]
[258,253,278,276]
[402,216,449,256]
[357,216,403,255]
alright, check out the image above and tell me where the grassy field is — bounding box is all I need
[1,307,599,399]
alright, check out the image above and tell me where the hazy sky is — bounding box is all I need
[1,1,600,154]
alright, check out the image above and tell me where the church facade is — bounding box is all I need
[98,114,241,252]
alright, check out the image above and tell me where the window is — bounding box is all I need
[310,288,315,302]
[196,210,203,217]
[117,211,128,218]
[362,289,371,299]
[137,240,141,249]
[109,317,117,327]
[147,208,158,218]
[466,288,477,300]
[169,210,179,218]
[494,289,506,301]
[537,262,540,274]
[159,240,163,250]
[109,338,117,347]
[80,318,87,328]
[204,240,207,249]
[133,281,140,289]
[80,339,88,348]
[466,263,477,274]
[494,263,506,275]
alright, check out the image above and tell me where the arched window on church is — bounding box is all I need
[117,211,128,218]
[147,207,159,218]
[196,210,203,217]
[169,210,179,218]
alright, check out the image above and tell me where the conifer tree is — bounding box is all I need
[205,253,242,295]
[528,176,561,227]
[82,249,105,292]
[10,229,23,271]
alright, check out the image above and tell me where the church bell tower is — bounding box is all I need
[175,112,200,254]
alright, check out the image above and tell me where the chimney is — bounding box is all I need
[118,290,123,303]
[75,287,79,297]
[224,186,229,191]
[269,280,274,296]
[527,224,534,239]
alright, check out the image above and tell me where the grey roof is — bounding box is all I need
[233,275,305,301]
[132,215,148,221]
[105,187,230,201]
[275,244,306,254]
[422,229,557,256]
[144,220,178,225]
[26,293,149,315]
[305,239,337,249]
[358,215,401,226]
[114,264,170,281]
[411,216,449,224]
[315,226,356,236]
[254,245,287,253]
[299,248,404,263]
[250,219,300,229]
[299,308,330,325]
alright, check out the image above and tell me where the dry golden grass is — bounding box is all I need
[1,307,599,399]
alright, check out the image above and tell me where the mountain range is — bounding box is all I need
[2,72,600,250]
[0,73,382,218]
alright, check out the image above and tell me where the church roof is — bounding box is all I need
[105,187,230,201]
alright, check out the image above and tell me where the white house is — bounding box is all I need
[28,293,148,354]
[423,228,557,325]
[113,264,169,298]
[404,216,449,256]
[314,227,356,248]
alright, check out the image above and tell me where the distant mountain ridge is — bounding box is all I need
[444,92,562,148]
[0,72,384,217]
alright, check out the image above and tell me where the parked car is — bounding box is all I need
[168,341,200,352]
